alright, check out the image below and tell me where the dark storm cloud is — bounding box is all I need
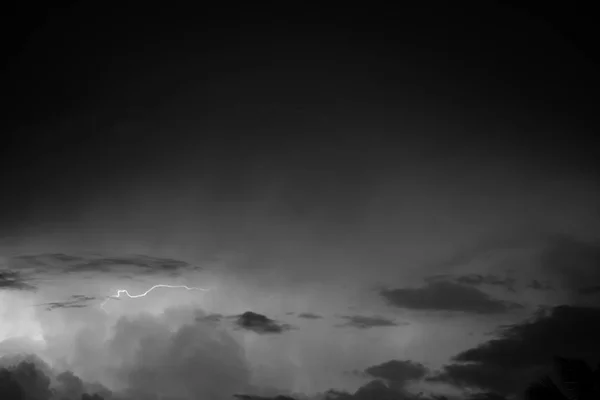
[234,311,293,334]
[380,281,523,314]
[429,305,600,395]
[364,360,428,386]
[11,253,200,276]
[0,355,110,400]
[539,234,600,297]
[335,315,402,329]
[36,294,97,311]
[296,312,323,320]
[0,270,36,291]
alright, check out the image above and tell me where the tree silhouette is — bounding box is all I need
[525,357,600,400]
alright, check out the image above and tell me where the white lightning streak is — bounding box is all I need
[100,284,209,311]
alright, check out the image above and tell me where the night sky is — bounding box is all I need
[1,3,599,400]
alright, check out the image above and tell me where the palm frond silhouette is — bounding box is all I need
[525,357,600,400]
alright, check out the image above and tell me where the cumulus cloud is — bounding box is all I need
[335,315,402,329]
[0,355,109,400]
[104,307,253,399]
[0,306,255,400]
[234,311,293,334]
[380,281,522,314]
[429,305,600,396]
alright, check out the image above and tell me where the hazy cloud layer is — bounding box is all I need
[380,281,523,314]
[430,305,600,395]
[539,235,600,302]
[10,253,200,277]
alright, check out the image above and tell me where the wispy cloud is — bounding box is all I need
[0,270,36,291]
[426,273,516,292]
[335,315,403,329]
[36,295,97,311]
[10,253,201,277]
[296,312,323,320]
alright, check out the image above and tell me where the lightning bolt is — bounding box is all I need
[100,284,209,311]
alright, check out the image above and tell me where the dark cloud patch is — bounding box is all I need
[297,312,323,320]
[196,313,224,323]
[539,234,600,297]
[364,360,428,387]
[336,315,402,329]
[68,255,197,275]
[233,395,296,400]
[234,311,293,334]
[380,281,523,314]
[11,253,201,277]
[429,305,600,396]
[0,270,36,291]
[36,294,96,311]
[322,379,412,400]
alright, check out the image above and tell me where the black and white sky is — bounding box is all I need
[1,3,599,400]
